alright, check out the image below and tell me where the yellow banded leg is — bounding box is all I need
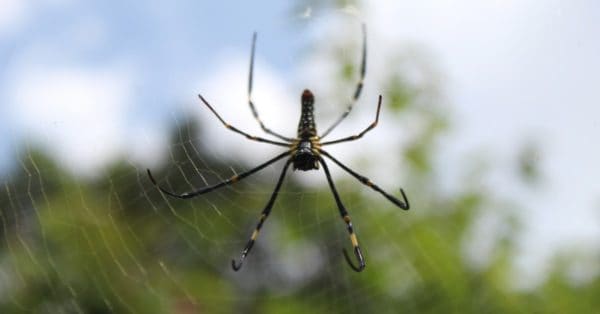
[147,151,290,200]
[320,23,367,140]
[231,214,266,271]
[319,156,366,272]
[342,215,366,272]
[231,160,292,271]
[247,32,294,142]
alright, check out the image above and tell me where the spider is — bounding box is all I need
[147,24,410,272]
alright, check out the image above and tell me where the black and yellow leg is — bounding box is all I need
[341,215,366,272]
[319,156,366,272]
[232,159,292,271]
[147,151,290,199]
[321,95,382,146]
[320,23,368,139]
[198,94,290,147]
[247,32,294,142]
[319,149,410,210]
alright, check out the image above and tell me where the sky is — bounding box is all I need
[1,0,599,287]
[362,1,600,285]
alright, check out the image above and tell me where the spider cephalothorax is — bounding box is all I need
[292,139,319,171]
[292,89,320,171]
[147,24,410,273]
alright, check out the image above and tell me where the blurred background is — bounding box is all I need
[1,0,599,313]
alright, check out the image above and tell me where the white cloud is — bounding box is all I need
[8,64,136,177]
[0,0,30,37]
[190,53,297,165]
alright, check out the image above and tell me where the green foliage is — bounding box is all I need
[0,84,594,314]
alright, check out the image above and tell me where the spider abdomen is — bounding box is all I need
[297,89,317,137]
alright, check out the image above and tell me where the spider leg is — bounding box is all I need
[319,149,409,210]
[319,156,366,272]
[198,94,290,147]
[232,159,292,271]
[248,32,294,142]
[147,151,290,199]
[320,23,367,139]
[321,95,381,146]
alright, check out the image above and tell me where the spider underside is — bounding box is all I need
[147,24,410,273]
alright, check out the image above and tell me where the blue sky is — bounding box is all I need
[1,0,304,174]
[2,0,600,287]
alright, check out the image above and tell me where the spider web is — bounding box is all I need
[1,121,419,313]
[0,5,523,314]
